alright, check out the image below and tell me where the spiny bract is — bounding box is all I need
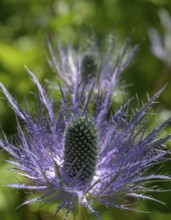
[48,36,137,95]
[0,40,171,220]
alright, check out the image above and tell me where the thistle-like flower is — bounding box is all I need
[149,9,171,65]
[0,42,171,220]
[48,36,137,96]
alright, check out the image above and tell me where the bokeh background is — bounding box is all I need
[0,0,171,219]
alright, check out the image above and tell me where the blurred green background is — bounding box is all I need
[0,0,171,219]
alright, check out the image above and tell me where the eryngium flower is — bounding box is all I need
[48,37,137,94]
[149,9,171,65]
[0,69,171,219]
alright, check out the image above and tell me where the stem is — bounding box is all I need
[77,205,85,220]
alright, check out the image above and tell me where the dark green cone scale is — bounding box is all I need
[81,54,98,80]
[63,116,98,185]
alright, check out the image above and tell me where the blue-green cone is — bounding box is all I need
[63,116,98,186]
[81,54,98,81]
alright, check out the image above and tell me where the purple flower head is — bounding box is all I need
[48,37,137,97]
[148,9,171,65]
[0,42,171,220]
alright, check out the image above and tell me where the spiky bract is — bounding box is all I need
[48,36,137,94]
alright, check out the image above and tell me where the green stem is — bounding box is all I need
[77,205,85,220]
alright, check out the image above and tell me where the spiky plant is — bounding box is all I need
[48,36,137,95]
[0,41,171,220]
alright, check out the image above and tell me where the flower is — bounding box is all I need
[148,9,171,65]
[48,36,137,96]
[0,43,171,220]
